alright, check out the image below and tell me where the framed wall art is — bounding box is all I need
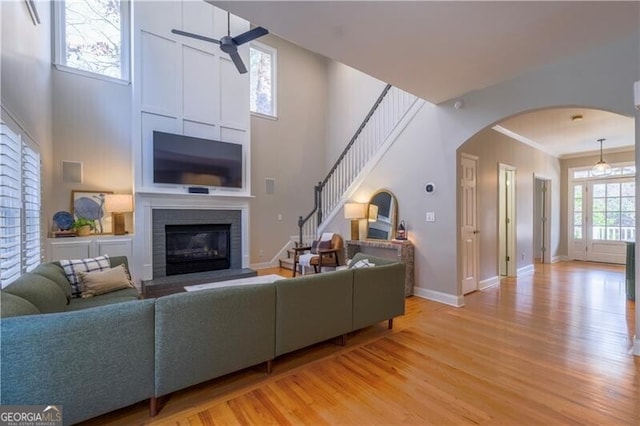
[71,190,113,234]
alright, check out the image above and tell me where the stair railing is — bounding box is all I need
[297,84,418,245]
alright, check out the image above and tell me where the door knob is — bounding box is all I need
[473,230,480,234]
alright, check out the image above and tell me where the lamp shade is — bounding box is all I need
[368,204,379,222]
[344,203,366,219]
[104,194,133,213]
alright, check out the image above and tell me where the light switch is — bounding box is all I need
[277,214,283,221]
[426,211,436,222]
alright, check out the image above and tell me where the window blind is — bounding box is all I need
[0,123,42,287]
[0,124,22,286]
[22,144,41,272]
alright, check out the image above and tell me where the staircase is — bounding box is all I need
[279,84,421,271]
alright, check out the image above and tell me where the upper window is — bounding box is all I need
[54,0,130,82]
[250,42,277,118]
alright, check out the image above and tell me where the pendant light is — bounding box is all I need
[592,138,612,176]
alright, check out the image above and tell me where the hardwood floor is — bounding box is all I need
[85,262,638,425]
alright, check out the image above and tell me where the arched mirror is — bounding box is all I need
[366,190,398,240]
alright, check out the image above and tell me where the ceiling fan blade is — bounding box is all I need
[229,51,248,74]
[171,29,220,44]
[232,27,268,46]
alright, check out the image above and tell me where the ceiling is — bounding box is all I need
[213,1,638,157]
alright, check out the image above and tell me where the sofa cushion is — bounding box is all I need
[66,288,141,311]
[78,264,134,298]
[59,255,110,297]
[274,269,353,356]
[0,292,41,318]
[31,263,73,302]
[3,274,68,314]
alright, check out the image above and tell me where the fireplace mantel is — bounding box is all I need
[132,192,250,282]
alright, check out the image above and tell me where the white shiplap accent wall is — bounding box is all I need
[132,1,252,281]
[133,0,250,195]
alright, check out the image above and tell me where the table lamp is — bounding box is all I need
[105,194,133,235]
[344,203,366,240]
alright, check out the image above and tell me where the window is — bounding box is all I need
[591,181,635,241]
[54,0,130,82]
[0,124,42,287]
[250,42,277,117]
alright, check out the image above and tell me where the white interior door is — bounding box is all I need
[534,178,551,264]
[499,165,516,276]
[461,153,479,295]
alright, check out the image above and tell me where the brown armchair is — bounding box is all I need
[292,233,345,277]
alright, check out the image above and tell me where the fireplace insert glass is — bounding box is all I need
[165,224,231,276]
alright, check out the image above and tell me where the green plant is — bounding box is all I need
[72,218,95,230]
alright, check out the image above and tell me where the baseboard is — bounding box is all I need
[517,264,535,275]
[479,276,500,290]
[413,287,465,307]
[553,255,569,263]
[631,336,640,356]
[629,334,640,356]
[250,261,278,270]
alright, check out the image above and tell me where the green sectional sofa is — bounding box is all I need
[0,253,405,425]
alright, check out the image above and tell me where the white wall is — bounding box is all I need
[326,62,386,167]
[249,33,329,266]
[1,0,53,219]
[51,71,132,229]
[132,1,252,280]
[324,31,638,303]
[133,0,250,195]
[459,129,562,280]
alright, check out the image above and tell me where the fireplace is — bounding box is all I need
[165,224,230,276]
[151,209,243,280]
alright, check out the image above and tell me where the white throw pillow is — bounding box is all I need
[350,259,376,269]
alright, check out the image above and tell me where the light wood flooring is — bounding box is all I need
[85,261,638,425]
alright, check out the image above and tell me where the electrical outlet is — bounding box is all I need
[259,249,264,258]
[277,213,283,221]
[426,211,435,222]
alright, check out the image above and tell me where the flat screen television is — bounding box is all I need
[153,131,243,188]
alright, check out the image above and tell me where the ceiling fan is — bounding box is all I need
[171,13,268,74]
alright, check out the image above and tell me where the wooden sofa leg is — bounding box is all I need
[266,359,273,374]
[388,318,394,330]
[149,397,159,417]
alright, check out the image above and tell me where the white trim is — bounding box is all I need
[493,125,557,157]
[413,287,465,307]
[53,64,131,85]
[251,111,278,121]
[250,236,297,270]
[479,276,500,290]
[632,336,640,356]
[517,264,535,275]
[249,41,277,118]
[552,255,568,263]
[561,146,634,160]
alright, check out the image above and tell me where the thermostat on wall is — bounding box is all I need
[425,182,436,193]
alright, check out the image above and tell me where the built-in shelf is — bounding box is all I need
[46,235,134,263]
[346,239,415,296]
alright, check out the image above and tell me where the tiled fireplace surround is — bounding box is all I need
[134,193,250,282]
